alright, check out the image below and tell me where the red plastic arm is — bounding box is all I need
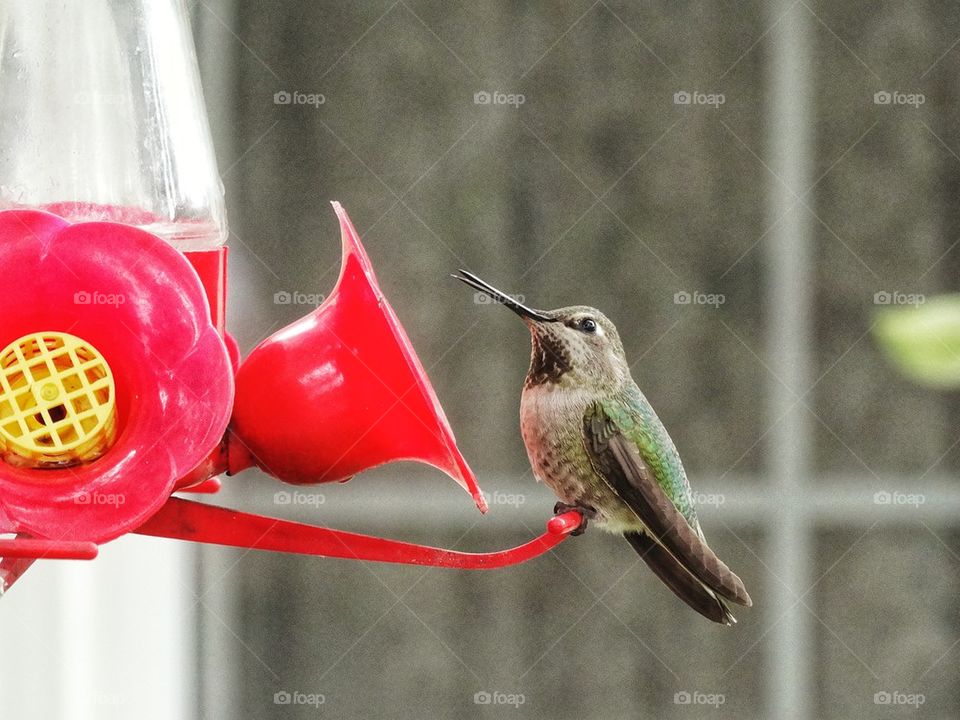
[0,537,98,560]
[0,536,98,595]
[134,497,583,569]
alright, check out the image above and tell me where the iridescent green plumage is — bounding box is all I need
[603,383,700,532]
[454,269,751,624]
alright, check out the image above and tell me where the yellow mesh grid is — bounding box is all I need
[0,332,116,468]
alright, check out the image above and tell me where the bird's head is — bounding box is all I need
[454,270,629,392]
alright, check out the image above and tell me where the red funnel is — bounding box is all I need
[230,203,486,512]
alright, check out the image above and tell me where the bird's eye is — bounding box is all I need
[579,318,597,333]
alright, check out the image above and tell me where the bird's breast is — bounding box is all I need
[519,387,629,529]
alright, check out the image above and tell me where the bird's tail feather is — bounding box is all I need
[625,532,736,626]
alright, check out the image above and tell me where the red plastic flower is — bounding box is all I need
[0,210,233,542]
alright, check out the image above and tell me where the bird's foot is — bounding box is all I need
[553,502,596,536]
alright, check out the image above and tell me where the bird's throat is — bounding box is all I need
[525,333,572,387]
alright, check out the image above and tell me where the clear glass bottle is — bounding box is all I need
[0,0,227,249]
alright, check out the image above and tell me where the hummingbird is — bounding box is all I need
[454,270,752,624]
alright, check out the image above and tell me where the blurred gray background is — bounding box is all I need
[190,2,960,718]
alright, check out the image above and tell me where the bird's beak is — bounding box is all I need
[453,269,555,323]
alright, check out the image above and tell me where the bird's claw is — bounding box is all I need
[553,502,595,536]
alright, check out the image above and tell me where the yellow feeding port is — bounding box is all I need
[0,332,117,469]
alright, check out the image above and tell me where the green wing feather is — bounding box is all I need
[583,396,752,608]
[602,383,701,534]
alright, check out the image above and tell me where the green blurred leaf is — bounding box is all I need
[874,293,960,389]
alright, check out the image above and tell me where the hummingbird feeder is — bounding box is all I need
[0,0,581,595]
